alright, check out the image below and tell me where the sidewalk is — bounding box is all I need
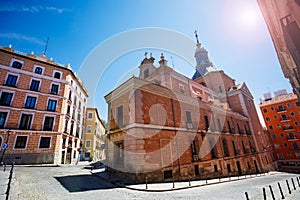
[90,169,279,192]
[0,164,12,199]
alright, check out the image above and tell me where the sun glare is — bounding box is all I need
[238,8,260,30]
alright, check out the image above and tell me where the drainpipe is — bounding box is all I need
[171,99,181,180]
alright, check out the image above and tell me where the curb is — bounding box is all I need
[90,171,270,192]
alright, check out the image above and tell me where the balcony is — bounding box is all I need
[0,123,37,131]
[283,126,295,131]
[281,117,290,122]
[277,107,287,113]
[287,136,298,141]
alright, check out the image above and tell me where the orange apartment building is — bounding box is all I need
[257,0,300,103]
[0,45,88,165]
[104,40,274,183]
[260,90,300,172]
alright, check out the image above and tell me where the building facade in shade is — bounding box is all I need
[82,108,106,161]
[259,90,300,172]
[0,46,88,165]
[104,40,275,183]
[257,0,300,103]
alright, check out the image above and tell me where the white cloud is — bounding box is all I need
[0,5,71,13]
[0,33,44,45]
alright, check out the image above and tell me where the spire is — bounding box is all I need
[159,53,168,67]
[194,30,200,45]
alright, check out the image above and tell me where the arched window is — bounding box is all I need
[12,61,23,69]
[54,72,61,79]
[35,67,43,74]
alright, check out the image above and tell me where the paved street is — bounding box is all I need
[4,164,300,200]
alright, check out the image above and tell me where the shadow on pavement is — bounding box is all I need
[55,174,119,192]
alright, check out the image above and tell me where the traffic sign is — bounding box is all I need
[3,144,8,149]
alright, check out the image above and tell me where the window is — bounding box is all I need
[116,105,124,127]
[227,121,232,133]
[274,144,280,149]
[263,108,267,113]
[269,125,273,130]
[30,80,40,91]
[0,92,13,106]
[12,61,23,69]
[54,72,61,79]
[34,67,43,74]
[87,125,92,133]
[284,143,288,147]
[295,122,299,126]
[214,164,218,172]
[25,96,37,109]
[43,116,54,131]
[64,120,69,133]
[74,96,77,106]
[68,91,72,100]
[277,153,284,159]
[50,84,59,95]
[271,107,274,111]
[86,140,91,148]
[47,99,57,111]
[67,105,71,115]
[281,114,288,120]
[88,112,93,119]
[271,134,277,139]
[277,124,281,128]
[0,112,8,128]
[39,136,51,148]
[19,114,33,130]
[179,84,184,93]
[144,69,149,78]
[204,115,209,131]
[186,111,192,123]
[280,133,284,138]
[217,118,222,132]
[274,116,277,119]
[292,142,299,150]
[5,74,18,87]
[14,136,28,149]
[291,112,295,116]
[266,117,270,121]
[278,105,285,112]
[222,139,230,157]
[227,164,231,173]
[164,170,173,179]
[287,103,291,108]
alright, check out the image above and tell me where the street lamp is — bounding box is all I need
[0,130,12,165]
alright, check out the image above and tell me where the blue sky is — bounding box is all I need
[0,0,292,122]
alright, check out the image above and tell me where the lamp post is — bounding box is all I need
[0,130,12,165]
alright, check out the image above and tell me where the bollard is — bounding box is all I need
[245,192,250,200]
[189,176,191,186]
[3,163,6,172]
[291,178,296,190]
[206,179,208,184]
[229,177,231,181]
[286,180,291,194]
[297,177,300,188]
[269,185,275,200]
[145,176,148,190]
[277,182,285,199]
[173,180,175,188]
[263,187,267,200]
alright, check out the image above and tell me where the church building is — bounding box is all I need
[104,34,274,183]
